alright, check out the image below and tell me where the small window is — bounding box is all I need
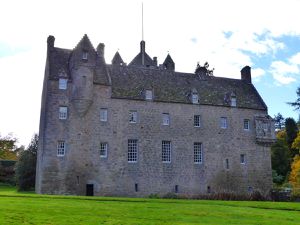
[220,117,227,129]
[129,111,138,123]
[175,185,179,193]
[57,141,65,156]
[244,119,250,130]
[194,115,201,127]
[100,143,108,158]
[128,139,138,163]
[192,93,199,104]
[194,142,203,164]
[145,90,153,100]
[162,113,170,126]
[225,158,229,169]
[59,106,68,120]
[231,96,237,107]
[135,183,139,192]
[82,52,88,60]
[162,141,171,163]
[240,154,246,164]
[100,108,108,122]
[59,78,67,90]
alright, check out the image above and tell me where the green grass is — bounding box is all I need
[0,185,300,225]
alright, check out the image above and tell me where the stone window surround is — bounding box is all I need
[100,142,108,158]
[59,106,68,120]
[128,139,138,163]
[194,115,201,127]
[100,108,108,122]
[220,117,228,129]
[162,113,170,126]
[145,90,153,100]
[244,119,250,130]
[58,78,68,90]
[129,111,138,123]
[194,142,203,164]
[57,141,65,157]
[162,140,171,163]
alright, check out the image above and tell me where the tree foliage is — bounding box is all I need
[15,134,38,191]
[285,118,298,157]
[289,155,300,195]
[274,113,285,130]
[288,86,300,111]
[0,135,18,160]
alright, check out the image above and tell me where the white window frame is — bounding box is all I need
[231,97,237,107]
[82,51,88,60]
[59,106,68,120]
[192,93,199,104]
[162,113,170,126]
[194,142,203,164]
[128,139,138,163]
[220,117,227,129]
[194,115,201,127]
[145,90,153,100]
[240,154,246,164]
[59,78,68,90]
[129,111,138,123]
[244,119,250,130]
[162,141,171,163]
[100,142,108,158]
[57,141,65,156]
[100,108,108,122]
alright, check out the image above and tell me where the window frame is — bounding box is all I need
[100,142,108,158]
[57,141,65,157]
[220,117,227,129]
[244,119,250,131]
[59,78,68,90]
[231,96,237,107]
[59,106,68,120]
[162,113,170,126]
[194,115,201,127]
[240,154,246,164]
[128,139,138,163]
[82,51,88,60]
[192,93,199,104]
[194,142,203,164]
[162,140,171,163]
[145,90,153,100]
[129,111,138,123]
[100,108,108,122]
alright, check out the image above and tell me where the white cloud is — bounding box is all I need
[270,60,299,85]
[289,52,300,65]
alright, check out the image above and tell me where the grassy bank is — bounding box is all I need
[0,185,300,225]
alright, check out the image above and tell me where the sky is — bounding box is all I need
[1,0,300,146]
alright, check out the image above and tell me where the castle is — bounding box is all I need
[36,34,276,196]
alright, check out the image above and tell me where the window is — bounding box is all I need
[129,111,138,123]
[225,158,229,169]
[192,93,199,104]
[100,108,108,122]
[135,183,138,192]
[175,185,179,193]
[231,96,237,107]
[162,141,171,163]
[145,90,153,100]
[128,139,138,162]
[57,141,65,156]
[220,117,227,129]
[100,143,108,158]
[240,154,246,164]
[194,142,203,164]
[59,106,68,120]
[194,115,201,127]
[59,78,67,90]
[82,52,88,60]
[244,119,250,130]
[162,113,170,126]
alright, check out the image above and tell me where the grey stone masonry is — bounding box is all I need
[36,34,275,197]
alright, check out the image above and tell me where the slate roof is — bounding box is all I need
[47,37,267,111]
[108,65,267,110]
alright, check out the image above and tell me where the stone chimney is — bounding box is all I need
[47,35,55,49]
[241,66,252,84]
[153,57,157,66]
[97,43,105,57]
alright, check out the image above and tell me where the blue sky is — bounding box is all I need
[0,0,300,146]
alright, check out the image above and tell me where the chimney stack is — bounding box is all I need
[241,66,252,84]
[47,35,55,49]
[97,43,105,57]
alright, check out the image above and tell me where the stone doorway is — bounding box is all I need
[86,184,94,196]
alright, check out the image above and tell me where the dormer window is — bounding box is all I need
[230,93,237,107]
[145,90,153,100]
[82,51,88,60]
[192,93,199,104]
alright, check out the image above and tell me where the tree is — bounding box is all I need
[288,86,300,111]
[0,134,18,160]
[285,118,298,157]
[274,113,285,130]
[289,155,300,195]
[15,134,38,191]
[271,131,291,184]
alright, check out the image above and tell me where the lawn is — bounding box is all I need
[0,185,300,225]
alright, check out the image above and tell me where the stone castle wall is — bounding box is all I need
[36,77,272,197]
